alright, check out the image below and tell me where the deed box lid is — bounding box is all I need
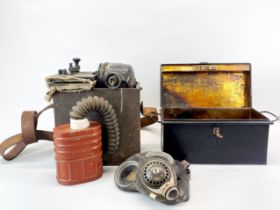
[161,63,251,109]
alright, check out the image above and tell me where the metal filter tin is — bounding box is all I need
[53,121,102,185]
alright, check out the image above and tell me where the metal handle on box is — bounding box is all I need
[260,111,279,123]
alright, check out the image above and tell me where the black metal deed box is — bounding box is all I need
[161,63,273,164]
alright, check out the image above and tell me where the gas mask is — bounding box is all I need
[114,152,190,205]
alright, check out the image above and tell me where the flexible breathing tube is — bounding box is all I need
[69,96,120,154]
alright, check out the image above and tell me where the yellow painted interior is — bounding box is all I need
[161,64,251,108]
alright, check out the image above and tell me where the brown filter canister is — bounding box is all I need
[53,121,102,185]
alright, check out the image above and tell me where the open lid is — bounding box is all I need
[161,63,252,109]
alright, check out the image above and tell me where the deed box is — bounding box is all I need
[161,63,272,164]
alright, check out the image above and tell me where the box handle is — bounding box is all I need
[213,127,223,139]
[260,111,279,122]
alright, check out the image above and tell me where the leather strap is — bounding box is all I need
[0,104,54,160]
[0,103,157,160]
[141,107,159,128]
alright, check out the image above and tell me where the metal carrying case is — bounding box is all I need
[0,59,158,164]
[46,59,142,166]
[161,63,274,164]
[53,88,140,166]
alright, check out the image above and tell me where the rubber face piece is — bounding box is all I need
[114,152,190,205]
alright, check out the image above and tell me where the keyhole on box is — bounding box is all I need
[213,127,223,139]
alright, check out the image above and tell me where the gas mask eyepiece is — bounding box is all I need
[114,152,190,205]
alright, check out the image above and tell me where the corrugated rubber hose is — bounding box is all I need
[69,96,120,155]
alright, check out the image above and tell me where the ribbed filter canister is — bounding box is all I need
[53,121,102,185]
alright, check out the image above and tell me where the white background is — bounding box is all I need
[0,0,280,210]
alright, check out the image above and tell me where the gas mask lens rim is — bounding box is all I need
[114,160,138,189]
[105,73,122,89]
